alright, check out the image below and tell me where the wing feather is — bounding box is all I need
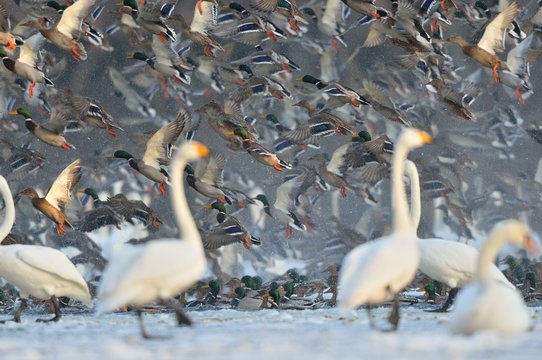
[45,159,81,210]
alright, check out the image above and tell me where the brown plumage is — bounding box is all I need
[18,159,81,235]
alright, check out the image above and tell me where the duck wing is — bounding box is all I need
[477,1,519,55]
[44,159,81,210]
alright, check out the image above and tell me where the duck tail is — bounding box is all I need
[43,76,54,87]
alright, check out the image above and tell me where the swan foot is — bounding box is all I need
[0,299,27,323]
[36,296,61,322]
[386,293,400,331]
[172,302,193,326]
[137,311,171,340]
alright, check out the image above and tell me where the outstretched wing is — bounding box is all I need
[45,159,81,210]
[200,152,226,186]
[57,0,98,38]
[477,2,519,55]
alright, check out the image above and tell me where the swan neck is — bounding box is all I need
[170,152,203,250]
[405,160,421,236]
[0,176,15,243]
[391,139,412,235]
[477,230,507,281]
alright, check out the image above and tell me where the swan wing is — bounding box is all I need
[45,159,81,210]
[98,241,205,311]
[15,246,89,293]
[477,2,519,55]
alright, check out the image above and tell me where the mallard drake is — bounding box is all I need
[127,36,191,86]
[341,0,388,18]
[327,130,393,184]
[0,34,53,99]
[0,139,45,178]
[318,0,347,47]
[54,89,123,137]
[170,0,223,57]
[362,80,411,126]
[9,107,75,150]
[309,154,350,197]
[0,4,19,51]
[185,152,232,204]
[229,71,291,103]
[231,48,300,74]
[250,0,307,32]
[18,159,81,235]
[219,13,286,47]
[281,109,355,146]
[197,100,257,149]
[298,75,370,109]
[106,193,162,229]
[108,67,156,118]
[22,0,100,61]
[116,0,176,42]
[499,33,533,104]
[232,127,292,172]
[448,2,519,82]
[201,202,261,249]
[114,107,191,195]
[75,189,124,233]
[426,79,478,121]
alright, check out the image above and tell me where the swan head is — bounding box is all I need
[492,220,538,254]
[398,129,432,149]
[177,142,210,161]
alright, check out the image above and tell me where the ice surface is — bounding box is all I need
[0,306,541,360]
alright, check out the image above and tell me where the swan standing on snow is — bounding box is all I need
[337,129,432,330]
[449,220,537,336]
[0,175,92,323]
[404,160,514,312]
[97,142,210,338]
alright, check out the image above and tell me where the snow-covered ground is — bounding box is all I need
[1,306,541,360]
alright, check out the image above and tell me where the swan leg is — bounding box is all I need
[387,293,400,331]
[425,287,458,312]
[0,298,27,323]
[36,296,61,322]
[172,301,193,327]
[366,304,376,329]
[138,310,152,339]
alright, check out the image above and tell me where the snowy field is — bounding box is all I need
[1,306,541,360]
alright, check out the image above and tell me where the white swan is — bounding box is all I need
[404,160,514,312]
[97,141,209,338]
[337,128,432,330]
[0,175,92,323]
[448,220,537,336]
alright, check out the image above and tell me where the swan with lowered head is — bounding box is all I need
[404,160,514,312]
[337,128,432,330]
[97,141,209,338]
[0,175,92,323]
[448,220,537,336]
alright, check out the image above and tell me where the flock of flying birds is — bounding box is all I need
[0,0,542,339]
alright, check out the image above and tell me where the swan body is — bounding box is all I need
[403,160,514,313]
[449,220,535,336]
[0,175,92,322]
[337,129,432,328]
[97,142,209,318]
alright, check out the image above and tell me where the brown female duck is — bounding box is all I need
[448,2,519,83]
[18,159,82,235]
